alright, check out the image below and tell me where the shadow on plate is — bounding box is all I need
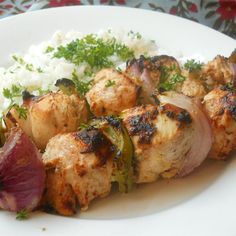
[78,158,230,220]
[31,157,234,220]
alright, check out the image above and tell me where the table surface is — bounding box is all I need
[0,0,235,39]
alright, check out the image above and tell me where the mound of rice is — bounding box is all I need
[0,29,158,114]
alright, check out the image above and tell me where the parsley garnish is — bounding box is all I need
[3,84,24,102]
[53,34,134,71]
[2,85,28,119]
[45,46,54,53]
[105,80,116,87]
[159,65,186,91]
[13,104,28,119]
[72,70,92,97]
[12,55,43,73]
[160,73,186,91]
[38,88,51,96]
[37,67,43,73]
[25,63,34,72]
[116,67,122,72]
[184,59,203,72]
[127,30,142,39]
[16,209,29,220]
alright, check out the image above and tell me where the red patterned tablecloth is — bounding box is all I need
[0,0,236,39]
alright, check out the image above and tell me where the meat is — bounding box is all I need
[126,55,180,102]
[122,104,194,183]
[203,86,236,160]
[202,55,234,89]
[4,91,88,150]
[181,76,207,98]
[181,69,207,98]
[42,128,114,215]
[86,68,139,116]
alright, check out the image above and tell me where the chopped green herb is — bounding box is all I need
[159,65,186,91]
[135,32,142,39]
[184,59,203,72]
[72,70,92,97]
[53,34,134,71]
[3,84,24,102]
[2,85,28,119]
[16,209,29,220]
[12,55,44,73]
[160,73,186,91]
[38,88,51,96]
[13,104,28,119]
[37,67,43,73]
[128,30,142,39]
[45,46,54,53]
[105,80,116,87]
[84,69,94,77]
[12,55,24,65]
[116,67,122,72]
[25,63,34,72]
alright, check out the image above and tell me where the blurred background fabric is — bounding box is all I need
[0,0,235,39]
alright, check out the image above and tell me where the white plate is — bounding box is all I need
[0,6,236,236]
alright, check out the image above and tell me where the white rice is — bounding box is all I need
[0,29,158,114]
[0,29,205,115]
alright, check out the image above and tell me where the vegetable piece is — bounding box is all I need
[16,209,29,220]
[55,78,76,95]
[184,59,203,72]
[159,65,186,91]
[0,127,45,212]
[89,117,134,193]
[159,92,213,177]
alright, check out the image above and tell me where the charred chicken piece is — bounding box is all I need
[204,86,236,160]
[86,68,139,116]
[202,55,235,89]
[42,128,114,215]
[4,91,88,150]
[122,104,194,183]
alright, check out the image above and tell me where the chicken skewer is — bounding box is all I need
[1,50,235,217]
[41,90,213,215]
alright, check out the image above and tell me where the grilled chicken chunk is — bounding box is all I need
[42,128,114,215]
[181,76,207,98]
[181,68,207,98]
[4,91,87,150]
[202,55,234,89]
[203,86,236,160]
[86,68,139,116]
[122,104,194,183]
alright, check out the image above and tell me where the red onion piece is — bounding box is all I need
[128,62,156,100]
[159,92,213,177]
[128,62,142,78]
[0,128,45,212]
